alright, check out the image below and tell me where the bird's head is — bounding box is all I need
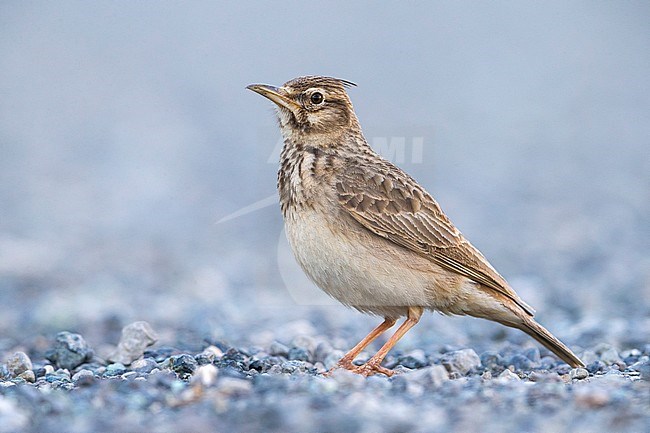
[247,76,359,141]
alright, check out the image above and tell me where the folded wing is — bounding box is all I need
[336,161,535,316]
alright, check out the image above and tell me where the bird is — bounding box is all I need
[247,76,584,377]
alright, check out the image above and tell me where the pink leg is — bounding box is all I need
[327,317,397,374]
[352,306,424,377]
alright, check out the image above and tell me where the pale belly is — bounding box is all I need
[284,208,471,318]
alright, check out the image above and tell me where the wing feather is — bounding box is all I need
[337,162,535,316]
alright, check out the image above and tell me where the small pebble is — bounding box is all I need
[104,363,127,377]
[191,364,218,387]
[108,321,158,365]
[218,348,248,370]
[497,369,520,381]
[628,359,650,380]
[72,369,95,386]
[45,369,71,384]
[404,364,449,387]
[480,351,503,370]
[144,347,182,363]
[397,349,428,369]
[5,352,32,378]
[281,360,307,374]
[570,368,589,380]
[17,370,35,383]
[288,347,310,362]
[620,348,641,359]
[169,354,198,380]
[587,360,606,374]
[131,358,158,374]
[195,346,223,365]
[249,357,273,373]
[440,349,481,375]
[637,361,650,381]
[45,332,94,370]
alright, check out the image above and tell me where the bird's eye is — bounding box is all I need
[310,92,324,105]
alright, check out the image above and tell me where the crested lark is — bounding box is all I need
[247,76,584,377]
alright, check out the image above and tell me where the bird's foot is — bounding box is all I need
[325,359,394,377]
[323,358,355,376]
[350,361,395,377]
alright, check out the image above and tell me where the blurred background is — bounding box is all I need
[1,2,648,352]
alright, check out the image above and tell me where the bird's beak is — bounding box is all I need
[246,84,301,112]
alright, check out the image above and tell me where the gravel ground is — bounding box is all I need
[1,303,649,433]
[2,4,649,432]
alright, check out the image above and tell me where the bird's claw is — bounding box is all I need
[325,360,395,377]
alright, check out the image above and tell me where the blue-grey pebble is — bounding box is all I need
[217,348,249,370]
[288,347,310,362]
[587,360,606,374]
[634,360,650,380]
[397,350,428,369]
[143,347,181,363]
[194,353,213,365]
[509,354,534,371]
[131,357,158,374]
[281,360,307,374]
[45,332,94,371]
[480,351,503,370]
[249,358,273,373]
[45,370,71,384]
[440,349,481,375]
[104,363,127,377]
[569,368,589,380]
[169,354,198,379]
[218,365,248,379]
[72,369,95,386]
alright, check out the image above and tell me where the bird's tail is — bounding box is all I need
[516,318,584,368]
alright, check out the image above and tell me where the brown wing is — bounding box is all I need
[336,162,534,316]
